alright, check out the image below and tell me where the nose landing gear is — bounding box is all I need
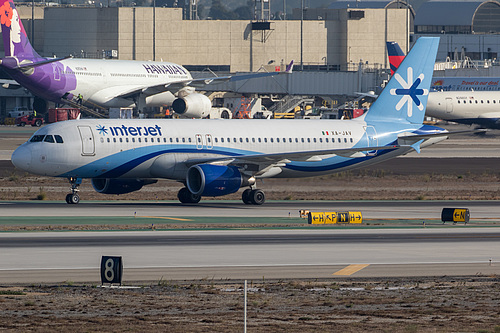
[65,177,82,204]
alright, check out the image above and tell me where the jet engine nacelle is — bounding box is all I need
[91,178,157,195]
[172,93,211,118]
[186,164,243,197]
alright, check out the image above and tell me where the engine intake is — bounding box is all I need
[91,178,156,195]
[186,164,243,197]
[172,93,211,118]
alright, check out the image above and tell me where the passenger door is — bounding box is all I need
[78,126,95,156]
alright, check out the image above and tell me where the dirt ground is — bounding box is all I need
[2,159,500,202]
[1,277,500,332]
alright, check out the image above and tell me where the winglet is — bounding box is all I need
[285,60,294,73]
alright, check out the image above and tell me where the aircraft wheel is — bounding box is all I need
[177,187,201,204]
[69,193,80,204]
[65,193,72,204]
[250,189,265,205]
[188,193,201,203]
[242,189,252,204]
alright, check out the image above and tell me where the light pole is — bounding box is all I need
[153,0,156,61]
[300,0,303,71]
[31,0,34,46]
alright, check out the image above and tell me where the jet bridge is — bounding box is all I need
[193,69,386,98]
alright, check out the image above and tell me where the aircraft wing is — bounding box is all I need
[231,144,399,164]
[182,144,402,176]
[0,78,21,89]
[184,129,478,176]
[355,91,378,99]
[116,61,293,99]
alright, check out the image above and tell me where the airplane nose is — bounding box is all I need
[11,145,32,172]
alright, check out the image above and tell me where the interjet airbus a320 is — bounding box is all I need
[12,37,451,205]
[0,0,290,116]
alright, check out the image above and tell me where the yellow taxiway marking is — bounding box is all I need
[140,216,193,222]
[333,264,370,276]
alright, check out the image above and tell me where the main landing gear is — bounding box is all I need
[65,177,82,204]
[177,187,201,204]
[242,188,265,205]
[176,187,265,205]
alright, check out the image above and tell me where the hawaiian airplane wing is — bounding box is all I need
[116,61,293,99]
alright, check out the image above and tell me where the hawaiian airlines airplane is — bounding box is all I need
[388,41,500,129]
[0,0,290,117]
[11,36,451,205]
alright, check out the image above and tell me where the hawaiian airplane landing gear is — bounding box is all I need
[242,188,265,205]
[66,177,82,204]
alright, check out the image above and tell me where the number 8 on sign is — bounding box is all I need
[104,258,114,282]
[100,256,123,285]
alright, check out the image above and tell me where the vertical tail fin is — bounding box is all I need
[0,0,40,59]
[386,41,405,76]
[364,37,439,125]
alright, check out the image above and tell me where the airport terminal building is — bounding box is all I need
[415,0,500,59]
[10,2,409,72]
[3,0,500,117]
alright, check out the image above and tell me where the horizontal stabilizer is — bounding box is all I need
[13,56,73,70]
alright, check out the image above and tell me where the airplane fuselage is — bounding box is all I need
[3,57,191,108]
[11,118,444,181]
[427,91,500,128]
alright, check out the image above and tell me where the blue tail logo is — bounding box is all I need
[390,67,428,117]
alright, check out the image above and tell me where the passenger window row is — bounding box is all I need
[104,136,354,144]
[457,99,498,104]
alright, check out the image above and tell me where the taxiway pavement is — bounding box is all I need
[1,228,499,284]
[2,200,500,220]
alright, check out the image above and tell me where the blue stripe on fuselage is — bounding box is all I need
[57,145,249,178]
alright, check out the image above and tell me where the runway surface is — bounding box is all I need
[1,228,500,283]
[2,200,500,220]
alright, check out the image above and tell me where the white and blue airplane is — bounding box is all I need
[12,37,451,205]
[0,0,291,117]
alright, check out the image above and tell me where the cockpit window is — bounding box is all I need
[30,135,45,142]
[54,135,64,143]
[44,135,55,143]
